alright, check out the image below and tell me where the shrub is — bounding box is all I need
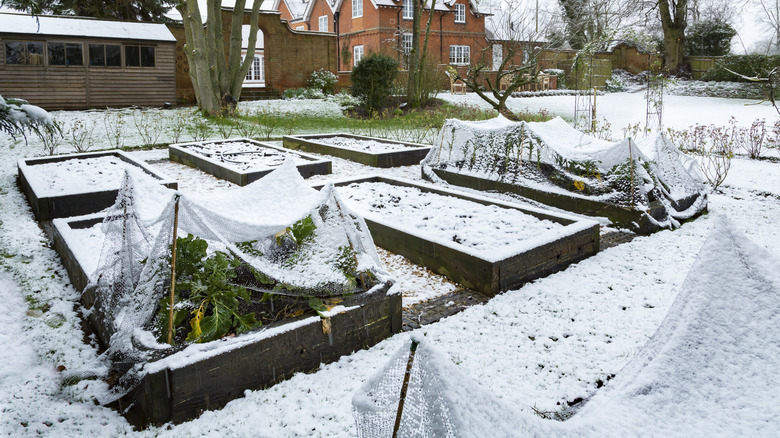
[351,53,399,113]
[283,87,325,100]
[307,69,339,95]
[686,19,737,56]
[702,54,780,82]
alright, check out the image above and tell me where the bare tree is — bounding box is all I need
[758,0,780,53]
[657,0,688,74]
[177,0,262,116]
[557,0,638,49]
[455,0,551,119]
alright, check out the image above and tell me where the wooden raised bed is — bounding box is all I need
[169,138,331,186]
[315,176,600,296]
[283,133,431,168]
[49,213,401,427]
[18,150,177,221]
[426,167,702,235]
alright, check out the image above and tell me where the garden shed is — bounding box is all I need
[0,12,176,110]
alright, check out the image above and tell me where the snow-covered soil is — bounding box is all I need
[337,181,564,256]
[0,94,779,437]
[176,140,311,172]
[310,135,415,153]
[21,154,153,196]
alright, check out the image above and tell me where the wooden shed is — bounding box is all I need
[0,12,176,110]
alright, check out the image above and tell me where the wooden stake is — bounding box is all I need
[167,196,181,346]
[629,138,635,208]
[393,340,419,438]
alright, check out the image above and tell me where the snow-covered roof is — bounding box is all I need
[284,0,310,19]
[0,12,177,42]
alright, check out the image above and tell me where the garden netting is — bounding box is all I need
[422,115,708,229]
[87,160,390,364]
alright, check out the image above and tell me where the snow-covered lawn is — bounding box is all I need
[0,93,778,436]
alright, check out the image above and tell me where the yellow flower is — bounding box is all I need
[574,180,585,191]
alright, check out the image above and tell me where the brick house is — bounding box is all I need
[275,0,494,72]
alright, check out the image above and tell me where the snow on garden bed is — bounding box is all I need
[283,133,431,168]
[313,135,418,153]
[176,139,312,172]
[337,181,565,257]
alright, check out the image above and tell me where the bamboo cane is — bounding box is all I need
[167,196,181,346]
[393,340,419,438]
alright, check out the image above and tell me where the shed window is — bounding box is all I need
[454,4,466,23]
[352,0,362,18]
[4,40,44,65]
[449,45,470,65]
[125,45,155,67]
[48,42,83,66]
[89,44,121,66]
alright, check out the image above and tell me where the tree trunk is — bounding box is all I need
[406,0,421,107]
[178,0,262,116]
[658,0,688,74]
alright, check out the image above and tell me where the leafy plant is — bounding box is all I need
[158,234,261,344]
[307,69,339,95]
[350,53,399,113]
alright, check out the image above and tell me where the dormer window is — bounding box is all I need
[454,3,465,23]
[403,0,413,20]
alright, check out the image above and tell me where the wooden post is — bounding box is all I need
[591,88,597,133]
[628,138,635,208]
[393,340,419,438]
[167,196,181,346]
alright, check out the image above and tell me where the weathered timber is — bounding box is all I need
[283,133,431,168]
[169,138,331,185]
[18,150,177,221]
[426,167,700,235]
[314,175,600,295]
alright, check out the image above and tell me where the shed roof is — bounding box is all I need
[0,12,177,42]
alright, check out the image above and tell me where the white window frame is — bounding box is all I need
[402,33,413,58]
[402,0,413,20]
[454,3,465,23]
[492,43,502,71]
[242,53,265,83]
[319,15,328,32]
[449,45,470,65]
[352,0,362,18]
[296,25,305,30]
[353,45,364,67]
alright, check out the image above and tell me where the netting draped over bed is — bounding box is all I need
[422,116,707,228]
[88,160,388,358]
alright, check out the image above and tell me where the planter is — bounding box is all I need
[315,176,600,296]
[426,167,701,235]
[48,213,401,427]
[169,138,331,186]
[283,133,431,168]
[18,150,177,221]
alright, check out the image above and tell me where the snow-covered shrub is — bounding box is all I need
[604,77,625,92]
[307,68,339,95]
[132,109,164,146]
[103,111,126,148]
[328,91,360,110]
[283,87,326,100]
[543,68,566,90]
[0,94,59,146]
[64,119,94,153]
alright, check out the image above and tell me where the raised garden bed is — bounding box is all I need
[48,213,401,427]
[316,176,600,296]
[283,133,431,167]
[169,138,331,185]
[17,150,177,221]
[427,167,684,234]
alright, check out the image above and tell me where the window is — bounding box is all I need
[296,25,305,30]
[352,0,362,18]
[353,45,363,67]
[319,15,328,32]
[402,0,413,20]
[124,45,155,67]
[244,55,264,82]
[402,33,412,67]
[48,42,83,66]
[492,43,502,71]
[449,45,470,65]
[4,41,44,65]
[454,3,465,23]
[89,44,121,66]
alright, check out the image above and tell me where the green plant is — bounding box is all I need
[702,54,780,82]
[307,68,339,95]
[283,87,326,100]
[350,53,399,113]
[158,234,261,344]
[685,19,737,57]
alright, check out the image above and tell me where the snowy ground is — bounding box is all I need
[1,92,779,436]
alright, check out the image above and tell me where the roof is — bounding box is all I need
[0,12,177,42]
[284,0,309,19]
